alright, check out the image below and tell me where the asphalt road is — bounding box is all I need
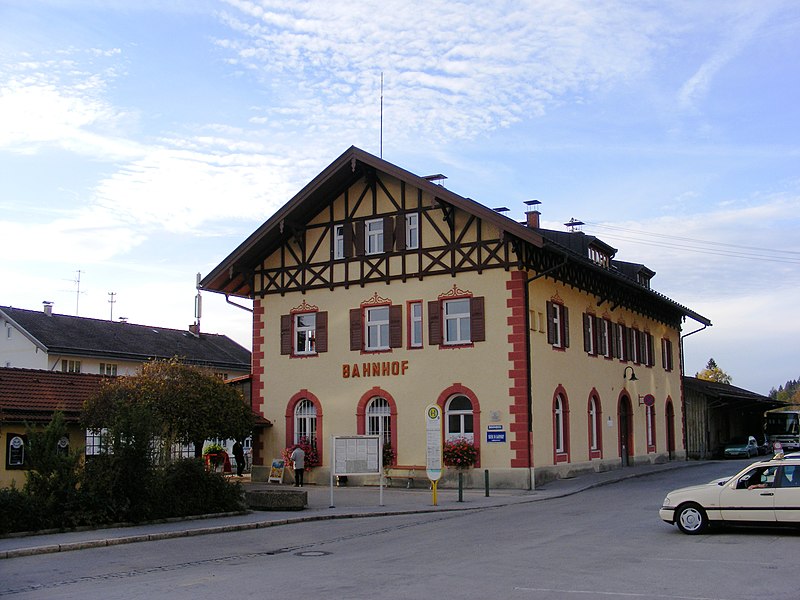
[2,460,797,599]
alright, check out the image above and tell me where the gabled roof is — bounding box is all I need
[201,145,710,327]
[0,306,251,372]
[0,367,105,423]
[201,145,545,297]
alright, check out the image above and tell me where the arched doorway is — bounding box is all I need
[665,399,676,460]
[618,395,633,467]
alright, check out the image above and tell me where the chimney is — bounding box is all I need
[525,210,540,228]
[43,301,53,317]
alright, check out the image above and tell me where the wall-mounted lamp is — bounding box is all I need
[623,366,638,382]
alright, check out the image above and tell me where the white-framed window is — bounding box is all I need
[601,319,613,358]
[62,359,81,373]
[547,301,568,349]
[365,218,384,255]
[409,301,423,348]
[294,313,316,355]
[294,399,317,446]
[85,428,109,456]
[646,404,655,449]
[444,298,471,345]
[333,224,345,259]
[589,396,600,451]
[100,363,117,376]
[365,306,390,350]
[583,313,596,355]
[445,395,474,443]
[366,397,391,445]
[406,213,419,249]
[662,338,674,371]
[554,395,565,453]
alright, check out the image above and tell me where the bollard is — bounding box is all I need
[458,471,464,502]
[484,469,490,497]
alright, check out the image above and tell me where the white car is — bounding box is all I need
[660,456,800,534]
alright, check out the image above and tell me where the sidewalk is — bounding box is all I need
[0,460,703,559]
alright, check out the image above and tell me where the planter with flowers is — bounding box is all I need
[382,442,396,474]
[442,437,478,470]
[203,443,227,472]
[281,437,320,482]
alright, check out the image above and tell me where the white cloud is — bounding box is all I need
[217,0,663,142]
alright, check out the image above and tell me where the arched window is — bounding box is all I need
[445,395,474,442]
[294,399,317,446]
[554,395,565,453]
[366,397,391,445]
[589,395,600,452]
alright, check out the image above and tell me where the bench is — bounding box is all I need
[383,466,430,489]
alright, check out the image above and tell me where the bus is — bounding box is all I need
[764,408,800,451]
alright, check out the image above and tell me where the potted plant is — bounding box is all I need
[281,437,320,470]
[443,437,478,469]
[382,441,396,471]
[203,443,226,470]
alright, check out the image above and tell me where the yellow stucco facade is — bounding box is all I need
[203,147,704,489]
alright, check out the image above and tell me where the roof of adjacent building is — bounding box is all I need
[0,367,105,423]
[201,145,710,327]
[683,376,781,410]
[0,306,251,372]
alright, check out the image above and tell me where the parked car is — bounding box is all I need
[660,455,800,534]
[723,435,759,458]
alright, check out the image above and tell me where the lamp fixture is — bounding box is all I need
[623,366,638,382]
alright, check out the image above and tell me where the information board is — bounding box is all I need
[332,435,381,475]
[425,404,443,481]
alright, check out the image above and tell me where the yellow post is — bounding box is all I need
[432,479,438,506]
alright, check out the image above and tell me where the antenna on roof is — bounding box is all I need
[564,217,584,233]
[191,273,202,337]
[380,72,383,159]
[108,292,116,321]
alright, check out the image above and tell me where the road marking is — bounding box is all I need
[514,588,736,600]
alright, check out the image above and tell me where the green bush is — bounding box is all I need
[0,486,47,535]
[155,458,244,518]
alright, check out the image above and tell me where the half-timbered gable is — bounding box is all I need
[203,146,711,488]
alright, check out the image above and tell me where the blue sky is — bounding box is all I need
[1,0,798,394]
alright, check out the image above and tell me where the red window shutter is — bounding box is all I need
[315,311,328,353]
[428,300,442,345]
[562,305,570,348]
[280,314,292,355]
[471,296,485,342]
[583,313,592,353]
[343,222,354,258]
[383,216,395,252]
[349,308,363,351]
[546,301,555,345]
[394,215,407,251]
[354,220,365,256]
[646,333,654,367]
[389,304,403,347]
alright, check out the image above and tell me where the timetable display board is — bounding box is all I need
[332,435,381,475]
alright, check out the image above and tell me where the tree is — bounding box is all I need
[83,358,255,461]
[695,358,733,385]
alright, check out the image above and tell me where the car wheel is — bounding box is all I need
[676,503,708,535]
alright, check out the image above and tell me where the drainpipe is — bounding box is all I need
[522,256,568,490]
[225,295,254,313]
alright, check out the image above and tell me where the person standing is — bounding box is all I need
[232,440,245,477]
[290,445,305,487]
